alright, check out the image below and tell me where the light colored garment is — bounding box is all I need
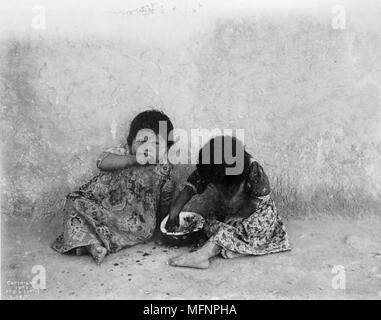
[52,146,174,254]
[204,195,291,258]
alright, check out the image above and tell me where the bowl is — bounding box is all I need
[160,211,206,247]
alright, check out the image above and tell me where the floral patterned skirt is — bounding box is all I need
[52,165,171,254]
[52,196,156,254]
[204,195,291,259]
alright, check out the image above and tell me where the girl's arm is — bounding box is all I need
[97,153,138,171]
[165,185,195,232]
[97,144,159,171]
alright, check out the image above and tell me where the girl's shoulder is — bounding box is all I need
[245,159,271,198]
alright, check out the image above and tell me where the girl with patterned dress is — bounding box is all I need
[52,110,175,264]
[166,136,291,269]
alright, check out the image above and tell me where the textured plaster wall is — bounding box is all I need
[1,0,381,221]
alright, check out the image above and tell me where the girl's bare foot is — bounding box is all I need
[168,251,210,269]
[89,244,107,265]
[168,241,221,269]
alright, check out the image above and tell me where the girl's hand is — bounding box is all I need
[165,186,195,232]
[136,144,157,165]
[145,148,158,165]
[165,212,180,232]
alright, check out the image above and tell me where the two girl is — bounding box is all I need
[53,111,291,266]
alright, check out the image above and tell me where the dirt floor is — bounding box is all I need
[1,214,381,300]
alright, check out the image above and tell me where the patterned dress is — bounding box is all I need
[52,146,174,254]
[185,159,291,259]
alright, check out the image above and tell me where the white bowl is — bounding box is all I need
[160,211,205,236]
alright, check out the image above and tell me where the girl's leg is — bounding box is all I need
[88,244,107,265]
[168,240,221,269]
[75,246,88,256]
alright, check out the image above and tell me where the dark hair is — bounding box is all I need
[126,109,174,149]
[196,135,251,185]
